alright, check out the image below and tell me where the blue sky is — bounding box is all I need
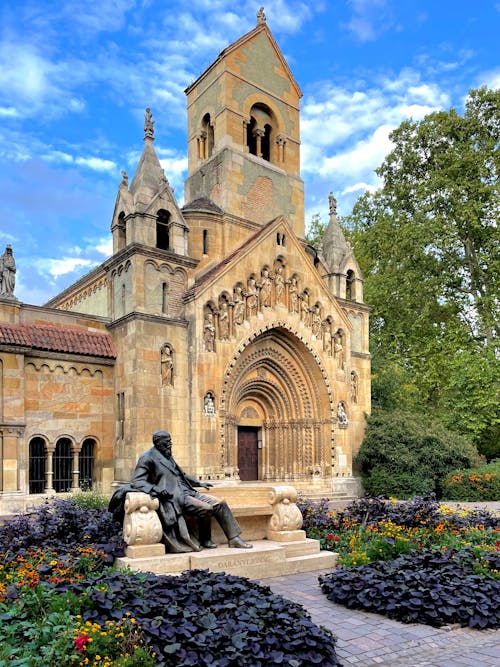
[1,0,499,305]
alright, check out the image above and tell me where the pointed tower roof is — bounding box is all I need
[129,108,166,198]
[185,8,302,98]
[318,192,351,273]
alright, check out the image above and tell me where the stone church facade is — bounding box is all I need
[0,12,370,514]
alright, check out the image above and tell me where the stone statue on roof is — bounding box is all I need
[144,107,155,140]
[0,245,16,297]
[328,191,337,216]
[257,7,266,25]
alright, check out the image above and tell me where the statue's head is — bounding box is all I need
[153,430,172,457]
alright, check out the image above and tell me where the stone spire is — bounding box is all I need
[129,108,166,200]
[318,191,350,273]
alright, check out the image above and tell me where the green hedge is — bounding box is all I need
[442,460,500,501]
[354,409,479,499]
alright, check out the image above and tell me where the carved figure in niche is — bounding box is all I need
[337,401,348,426]
[288,276,299,313]
[161,345,174,386]
[323,321,332,355]
[218,300,229,340]
[245,277,258,317]
[0,245,16,296]
[300,291,310,325]
[203,312,216,352]
[275,265,285,304]
[334,332,344,369]
[109,430,252,553]
[204,393,216,416]
[233,286,245,325]
[350,371,358,403]
[259,267,272,307]
[311,305,322,337]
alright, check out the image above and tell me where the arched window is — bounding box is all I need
[201,113,214,159]
[156,209,170,250]
[346,270,355,300]
[79,439,95,490]
[29,437,46,494]
[117,211,126,249]
[247,104,274,162]
[203,229,208,255]
[53,438,72,493]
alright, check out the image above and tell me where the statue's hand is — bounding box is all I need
[158,489,173,500]
[199,482,213,489]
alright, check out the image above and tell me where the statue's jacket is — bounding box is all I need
[109,447,201,528]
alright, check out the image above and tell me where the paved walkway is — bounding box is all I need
[263,569,500,667]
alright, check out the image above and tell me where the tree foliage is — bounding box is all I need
[354,409,480,499]
[345,87,500,452]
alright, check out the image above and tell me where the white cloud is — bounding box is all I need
[94,238,113,257]
[342,182,380,195]
[35,257,94,279]
[479,68,500,89]
[318,125,394,180]
[41,150,116,172]
[75,157,116,172]
[345,0,394,42]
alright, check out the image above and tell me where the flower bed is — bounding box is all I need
[299,495,500,629]
[0,498,341,666]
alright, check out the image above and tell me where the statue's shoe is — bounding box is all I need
[201,541,218,549]
[228,536,253,549]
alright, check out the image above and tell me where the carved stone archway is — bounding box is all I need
[220,324,335,481]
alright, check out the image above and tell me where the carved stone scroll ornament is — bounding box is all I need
[266,485,306,542]
[123,492,163,547]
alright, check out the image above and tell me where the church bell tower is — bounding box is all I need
[184,9,305,237]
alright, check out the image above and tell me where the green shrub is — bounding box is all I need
[72,488,110,510]
[354,409,479,499]
[442,460,500,501]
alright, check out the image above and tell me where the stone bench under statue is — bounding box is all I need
[120,484,306,559]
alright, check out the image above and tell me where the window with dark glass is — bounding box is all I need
[29,437,46,494]
[53,438,72,493]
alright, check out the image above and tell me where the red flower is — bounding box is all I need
[74,635,90,653]
[326,534,333,541]
[333,535,340,542]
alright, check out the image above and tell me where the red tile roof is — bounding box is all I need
[0,322,116,358]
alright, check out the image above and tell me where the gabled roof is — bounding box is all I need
[183,218,280,301]
[0,322,116,359]
[185,22,302,99]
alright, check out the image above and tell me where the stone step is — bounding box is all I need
[116,539,337,579]
[284,551,338,575]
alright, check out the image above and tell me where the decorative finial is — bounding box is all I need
[144,107,155,141]
[257,6,266,25]
[328,191,337,216]
[120,170,128,186]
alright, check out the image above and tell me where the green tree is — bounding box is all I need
[354,409,480,499]
[306,213,325,248]
[345,87,500,452]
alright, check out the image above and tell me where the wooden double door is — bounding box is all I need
[237,426,259,481]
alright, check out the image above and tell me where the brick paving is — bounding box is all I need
[262,569,500,667]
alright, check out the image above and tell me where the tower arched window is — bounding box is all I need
[201,113,214,159]
[156,209,170,250]
[79,438,95,490]
[117,211,126,249]
[53,438,72,493]
[29,437,46,494]
[246,103,275,162]
[346,270,355,300]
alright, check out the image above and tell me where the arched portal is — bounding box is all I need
[221,325,335,481]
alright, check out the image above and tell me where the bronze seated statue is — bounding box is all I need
[109,430,252,553]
